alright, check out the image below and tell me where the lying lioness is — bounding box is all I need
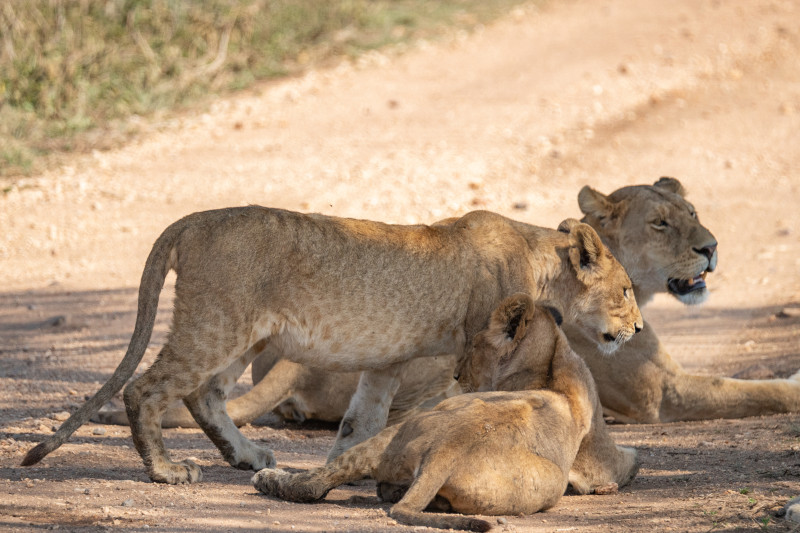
[23,209,641,483]
[253,294,638,532]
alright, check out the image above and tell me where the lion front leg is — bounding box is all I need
[255,424,400,502]
[659,369,800,422]
[326,364,404,462]
[569,403,639,494]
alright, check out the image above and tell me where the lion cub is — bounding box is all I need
[253,294,638,531]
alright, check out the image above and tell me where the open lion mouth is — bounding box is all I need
[667,271,708,296]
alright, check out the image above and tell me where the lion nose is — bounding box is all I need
[693,242,717,263]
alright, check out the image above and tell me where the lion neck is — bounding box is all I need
[523,238,585,320]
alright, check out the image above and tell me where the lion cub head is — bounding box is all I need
[459,295,560,394]
[459,294,640,492]
[556,219,643,354]
[578,177,718,305]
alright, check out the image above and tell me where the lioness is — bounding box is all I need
[253,294,638,532]
[568,177,800,422]
[123,177,800,432]
[22,209,641,483]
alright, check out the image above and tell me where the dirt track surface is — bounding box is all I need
[2,0,800,531]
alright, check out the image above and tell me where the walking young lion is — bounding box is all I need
[253,294,638,532]
[118,177,800,435]
[22,209,641,483]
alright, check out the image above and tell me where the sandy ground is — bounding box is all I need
[2,0,800,530]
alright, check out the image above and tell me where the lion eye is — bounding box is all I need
[650,219,669,230]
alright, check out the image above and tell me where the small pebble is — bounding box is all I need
[52,412,70,421]
[121,499,134,507]
[92,427,106,436]
[497,517,508,525]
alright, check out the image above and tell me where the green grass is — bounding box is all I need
[0,0,534,178]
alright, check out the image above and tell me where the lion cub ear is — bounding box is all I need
[486,293,536,349]
[653,177,687,197]
[559,219,605,281]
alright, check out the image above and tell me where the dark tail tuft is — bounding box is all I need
[21,441,54,466]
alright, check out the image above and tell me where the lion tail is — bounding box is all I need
[389,507,493,532]
[387,461,493,532]
[21,217,186,467]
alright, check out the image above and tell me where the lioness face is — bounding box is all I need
[579,177,718,305]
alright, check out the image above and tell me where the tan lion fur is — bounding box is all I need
[22,208,641,483]
[131,177,800,435]
[252,295,638,532]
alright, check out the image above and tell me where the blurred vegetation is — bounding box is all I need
[0,0,532,177]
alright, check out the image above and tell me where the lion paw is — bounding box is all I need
[252,468,291,497]
[252,468,326,502]
[229,444,275,471]
[593,482,619,495]
[149,458,203,484]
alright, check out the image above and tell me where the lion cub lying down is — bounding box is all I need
[253,294,638,532]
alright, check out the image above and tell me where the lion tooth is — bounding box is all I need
[688,277,695,286]
[700,271,707,280]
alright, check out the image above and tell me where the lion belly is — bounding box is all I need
[250,309,465,371]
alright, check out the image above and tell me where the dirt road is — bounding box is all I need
[2,0,800,531]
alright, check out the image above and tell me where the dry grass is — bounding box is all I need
[0,0,532,178]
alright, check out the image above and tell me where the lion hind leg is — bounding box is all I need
[225,357,305,426]
[95,343,304,429]
[94,398,198,428]
[183,348,275,471]
[660,372,800,422]
[123,347,205,484]
[388,462,492,532]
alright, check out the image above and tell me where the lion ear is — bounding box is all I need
[560,220,605,280]
[653,177,687,197]
[577,186,613,219]
[486,293,536,348]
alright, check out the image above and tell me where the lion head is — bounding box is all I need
[556,219,643,354]
[578,177,718,306]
